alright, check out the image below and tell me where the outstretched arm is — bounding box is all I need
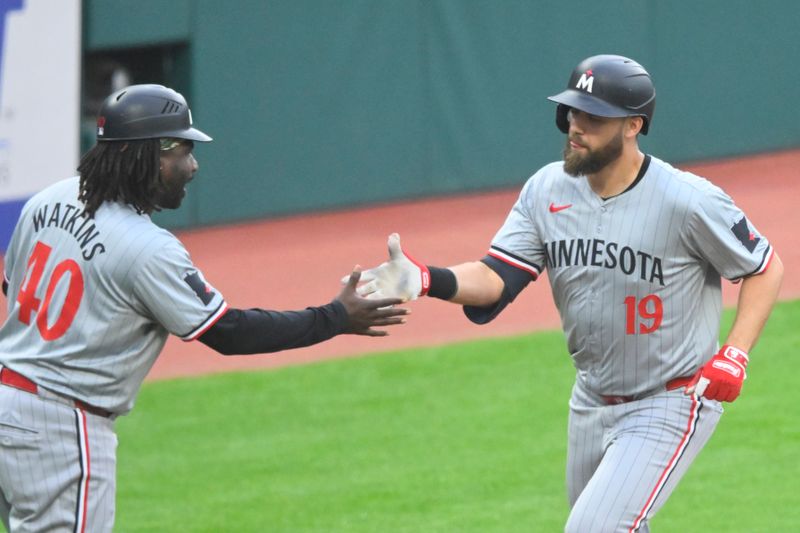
[199,269,408,355]
[355,233,504,305]
[355,234,534,324]
[448,261,505,306]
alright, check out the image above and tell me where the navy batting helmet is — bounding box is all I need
[96,84,212,142]
[547,55,656,135]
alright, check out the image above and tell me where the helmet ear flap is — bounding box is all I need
[638,116,650,135]
[555,104,570,134]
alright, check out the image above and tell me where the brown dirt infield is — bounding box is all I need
[2,149,798,380]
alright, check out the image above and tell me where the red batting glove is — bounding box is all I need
[686,345,749,402]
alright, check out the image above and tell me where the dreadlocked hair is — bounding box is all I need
[78,139,162,216]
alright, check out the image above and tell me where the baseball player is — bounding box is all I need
[355,55,784,531]
[0,84,408,532]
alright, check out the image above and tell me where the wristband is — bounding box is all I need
[399,249,431,296]
[718,344,749,376]
[427,266,458,300]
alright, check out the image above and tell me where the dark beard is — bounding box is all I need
[155,178,188,210]
[156,188,185,210]
[562,131,624,177]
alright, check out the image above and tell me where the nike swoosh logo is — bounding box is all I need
[549,202,572,213]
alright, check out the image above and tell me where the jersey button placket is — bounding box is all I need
[597,204,608,234]
[589,203,608,382]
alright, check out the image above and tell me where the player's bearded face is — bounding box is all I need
[157,143,198,209]
[562,125,624,177]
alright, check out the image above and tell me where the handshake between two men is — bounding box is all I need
[342,233,750,404]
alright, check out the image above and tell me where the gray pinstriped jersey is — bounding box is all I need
[0,177,227,414]
[489,156,772,397]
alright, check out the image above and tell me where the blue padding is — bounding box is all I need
[0,198,26,252]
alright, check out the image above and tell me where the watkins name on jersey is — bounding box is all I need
[31,201,106,261]
[544,238,664,286]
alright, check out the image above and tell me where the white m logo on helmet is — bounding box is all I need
[575,72,594,93]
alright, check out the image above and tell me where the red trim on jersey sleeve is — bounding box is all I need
[731,245,774,284]
[487,249,540,279]
[753,246,775,275]
[182,302,229,341]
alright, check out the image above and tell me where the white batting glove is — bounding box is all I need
[351,233,430,301]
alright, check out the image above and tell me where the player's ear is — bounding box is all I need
[625,116,644,138]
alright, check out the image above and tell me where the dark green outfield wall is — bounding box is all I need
[84,1,800,229]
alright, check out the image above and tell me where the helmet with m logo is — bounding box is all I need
[547,55,656,135]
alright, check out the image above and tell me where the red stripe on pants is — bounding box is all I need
[629,395,699,532]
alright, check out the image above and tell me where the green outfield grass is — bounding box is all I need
[115,299,800,532]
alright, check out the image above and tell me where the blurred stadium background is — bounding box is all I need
[2,0,799,243]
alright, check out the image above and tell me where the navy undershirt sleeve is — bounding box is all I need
[463,255,535,324]
[198,301,349,355]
